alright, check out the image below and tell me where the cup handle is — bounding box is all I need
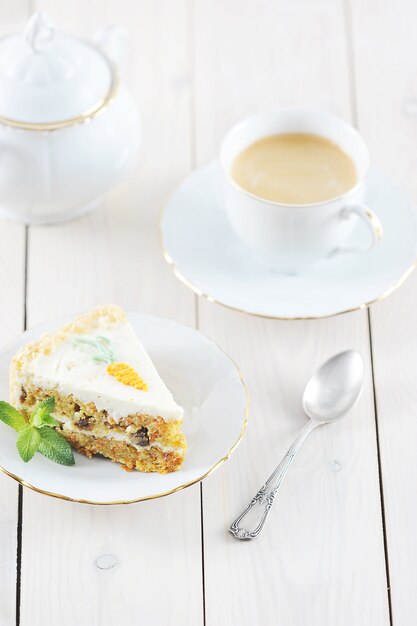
[334,204,383,255]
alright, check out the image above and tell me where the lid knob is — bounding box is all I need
[0,13,116,125]
[25,12,54,53]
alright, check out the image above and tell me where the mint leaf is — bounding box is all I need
[38,428,75,466]
[0,401,27,432]
[0,398,75,467]
[30,398,58,428]
[16,425,41,462]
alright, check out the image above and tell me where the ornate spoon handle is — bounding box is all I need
[229,420,319,540]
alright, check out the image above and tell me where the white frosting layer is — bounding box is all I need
[20,321,184,422]
[60,418,182,454]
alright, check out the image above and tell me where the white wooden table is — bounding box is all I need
[1,1,416,624]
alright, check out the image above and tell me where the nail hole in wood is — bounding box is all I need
[95,554,118,570]
[329,459,342,472]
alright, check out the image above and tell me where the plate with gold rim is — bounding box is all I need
[0,312,248,504]
[161,162,417,319]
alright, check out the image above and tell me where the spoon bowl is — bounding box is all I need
[302,349,364,424]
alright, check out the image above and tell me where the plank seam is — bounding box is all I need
[367,309,394,625]
[16,224,28,626]
[343,0,359,126]
[15,487,23,626]
[23,226,28,332]
[200,483,207,626]
[187,0,197,172]
[187,1,206,624]
[345,3,392,621]
[346,0,394,617]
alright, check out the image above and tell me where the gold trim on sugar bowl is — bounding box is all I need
[0,62,120,132]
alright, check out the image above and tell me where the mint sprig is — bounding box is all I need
[38,427,75,466]
[30,397,58,429]
[0,398,74,466]
[16,425,41,462]
[0,401,27,432]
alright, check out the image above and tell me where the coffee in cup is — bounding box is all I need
[230,132,357,205]
[220,110,382,274]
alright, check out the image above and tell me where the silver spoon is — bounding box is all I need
[229,350,364,540]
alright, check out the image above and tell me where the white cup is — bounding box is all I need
[220,110,382,273]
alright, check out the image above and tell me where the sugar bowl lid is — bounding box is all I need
[0,12,118,130]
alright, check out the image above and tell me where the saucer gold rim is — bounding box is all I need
[159,171,417,320]
[161,235,417,320]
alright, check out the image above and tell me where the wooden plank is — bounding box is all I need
[19,2,202,626]
[194,1,390,624]
[350,0,417,621]
[0,3,32,624]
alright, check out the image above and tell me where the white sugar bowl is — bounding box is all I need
[0,13,140,224]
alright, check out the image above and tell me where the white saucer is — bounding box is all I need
[161,162,417,319]
[0,313,248,504]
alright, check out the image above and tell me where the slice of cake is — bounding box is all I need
[10,305,186,473]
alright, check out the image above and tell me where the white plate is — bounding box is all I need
[161,161,417,319]
[0,313,248,504]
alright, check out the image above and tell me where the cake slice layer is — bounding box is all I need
[10,305,186,473]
